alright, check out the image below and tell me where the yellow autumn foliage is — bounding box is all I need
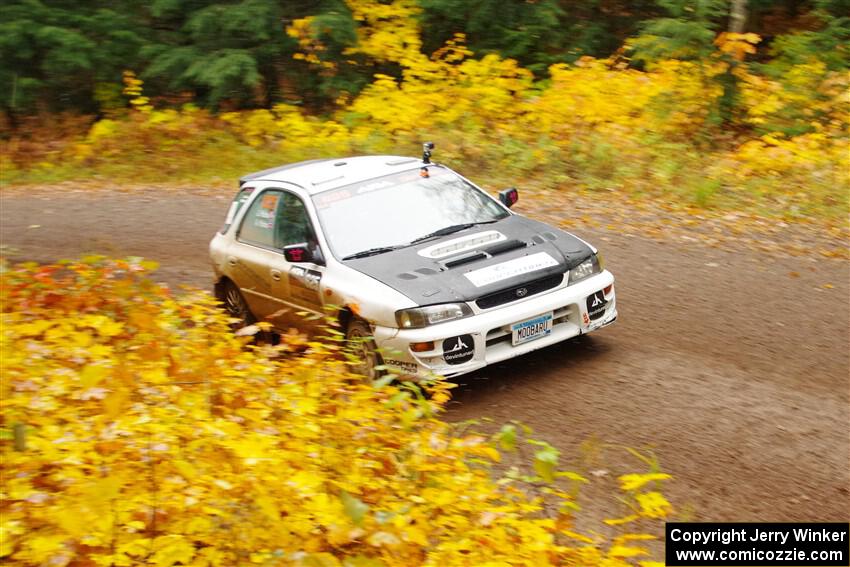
[2,19,846,220]
[1,257,670,566]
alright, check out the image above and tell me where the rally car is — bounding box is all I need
[209,144,617,379]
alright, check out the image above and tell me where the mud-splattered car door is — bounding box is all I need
[270,191,327,330]
[229,188,289,321]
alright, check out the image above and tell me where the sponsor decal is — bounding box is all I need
[314,189,353,209]
[384,359,419,373]
[442,334,474,365]
[583,312,590,325]
[464,252,559,288]
[253,196,277,229]
[586,290,607,321]
[261,194,279,211]
[290,266,322,293]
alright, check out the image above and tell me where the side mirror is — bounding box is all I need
[499,187,519,208]
[283,243,313,263]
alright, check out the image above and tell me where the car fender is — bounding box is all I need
[321,262,417,330]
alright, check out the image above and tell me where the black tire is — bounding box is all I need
[221,280,256,330]
[345,318,382,380]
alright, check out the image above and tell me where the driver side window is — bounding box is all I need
[276,192,312,248]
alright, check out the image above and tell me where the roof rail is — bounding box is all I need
[238,158,332,186]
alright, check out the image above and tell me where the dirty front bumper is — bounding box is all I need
[373,270,617,378]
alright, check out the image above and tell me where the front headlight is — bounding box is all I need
[396,303,473,329]
[568,253,602,285]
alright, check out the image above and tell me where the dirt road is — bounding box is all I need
[2,186,848,523]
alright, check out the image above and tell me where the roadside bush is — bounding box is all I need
[1,257,670,566]
[1,33,846,220]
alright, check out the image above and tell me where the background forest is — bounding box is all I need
[1,0,848,219]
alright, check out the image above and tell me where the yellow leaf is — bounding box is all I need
[618,473,672,491]
[604,514,640,526]
[367,531,401,547]
[609,544,648,557]
[562,530,596,544]
[256,494,280,521]
[97,319,124,337]
[172,460,196,480]
[636,491,673,519]
[298,552,342,567]
[152,535,195,567]
[103,387,128,418]
[403,527,429,546]
[19,535,66,563]
[0,522,20,557]
[80,364,109,388]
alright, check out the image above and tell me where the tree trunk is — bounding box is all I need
[729,0,748,33]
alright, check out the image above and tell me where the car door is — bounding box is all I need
[230,188,289,322]
[271,191,327,330]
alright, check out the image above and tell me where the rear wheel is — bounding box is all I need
[345,319,382,380]
[221,280,255,330]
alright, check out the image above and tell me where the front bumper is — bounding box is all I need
[373,270,616,378]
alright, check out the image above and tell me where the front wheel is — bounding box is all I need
[345,319,382,380]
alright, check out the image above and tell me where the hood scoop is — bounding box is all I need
[351,215,594,304]
[418,230,506,259]
[398,238,529,278]
[444,251,488,269]
[396,266,443,280]
[484,239,527,256]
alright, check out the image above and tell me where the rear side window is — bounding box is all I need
[220,186,255,234]
[238,191,282,248]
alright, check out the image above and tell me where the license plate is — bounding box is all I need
[511,312,553,346]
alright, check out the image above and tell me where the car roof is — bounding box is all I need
[239,155,426,195]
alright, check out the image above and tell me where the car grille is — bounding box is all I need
[475,274,564,310]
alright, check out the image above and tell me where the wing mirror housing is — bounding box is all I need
[283,243,313,263]
[499,187,519,208]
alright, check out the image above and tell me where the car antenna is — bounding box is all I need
[420,141,435,178]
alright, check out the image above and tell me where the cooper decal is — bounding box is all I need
[384,359,419,373]
[442,334,474,365]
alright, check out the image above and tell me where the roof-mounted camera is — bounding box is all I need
[422,142,435,164]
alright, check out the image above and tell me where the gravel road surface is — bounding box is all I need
[2,186,847,523]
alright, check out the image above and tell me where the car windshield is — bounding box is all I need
[312,166,509,260]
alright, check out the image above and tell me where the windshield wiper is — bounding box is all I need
[342,245,404,260]
[409,220,499,245]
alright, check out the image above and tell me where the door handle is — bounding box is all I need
[227,257,238,266]
[270,269,282,281]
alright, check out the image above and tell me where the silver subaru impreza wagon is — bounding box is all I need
[209,146,617,379]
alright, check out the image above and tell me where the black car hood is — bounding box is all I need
[343,215,593,305]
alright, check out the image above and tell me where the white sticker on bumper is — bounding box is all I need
[464,252,559,288]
